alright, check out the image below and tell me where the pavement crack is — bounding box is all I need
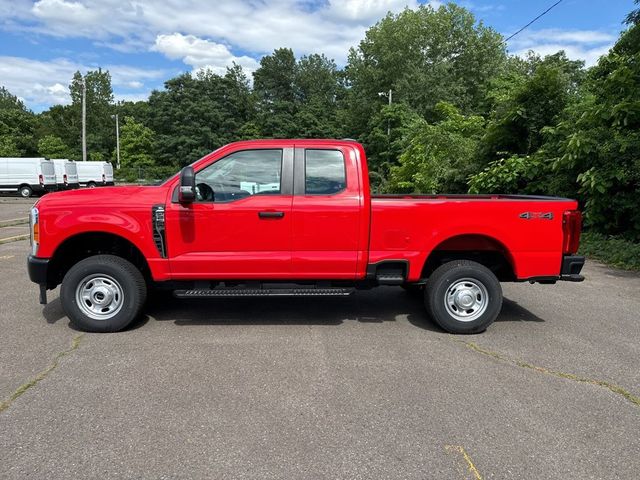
[457,339,640,409]
[0,334,84,413]
[445,445,483,479]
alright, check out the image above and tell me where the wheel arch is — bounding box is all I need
[420,233,517,282]
[46,231,151,289]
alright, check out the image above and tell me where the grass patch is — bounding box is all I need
[579,232,640,271]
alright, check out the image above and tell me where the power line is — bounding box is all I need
[504,0,564,42]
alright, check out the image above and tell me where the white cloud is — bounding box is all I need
[1,0,426,65]
[0,56,165,110]
[326,0,419,22]
[508,28,616,67]
[114,91,151,103]
[32,0,101,26]
[153,33,259,76]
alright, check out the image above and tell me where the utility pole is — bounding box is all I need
[111,114,120,169]
[378,89,393,135]
[81,76,87,162]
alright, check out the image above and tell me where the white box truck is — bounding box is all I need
[76,161,115,188]
[51,159,80,190]
[0,157,57,197]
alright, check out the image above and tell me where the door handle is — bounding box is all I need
[258,211,285,219]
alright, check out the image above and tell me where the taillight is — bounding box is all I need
[39,174,43,186]
[562,210,582,254]
[63,174,68,185]
[102,174,106,183]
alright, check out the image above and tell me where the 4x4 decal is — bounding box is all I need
[519,212,554,220]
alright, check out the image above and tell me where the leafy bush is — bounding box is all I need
[579,232,640,271]
[468,154,549,194]
[386,102,485,193]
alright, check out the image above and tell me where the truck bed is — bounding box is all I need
[369,194,579,281]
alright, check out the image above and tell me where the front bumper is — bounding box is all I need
[560,255,585,282]
[27,255,50,304]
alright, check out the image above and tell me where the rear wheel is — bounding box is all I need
[424,260,502,334]
[87,182,97,188]
[19,185,32,198]
[60,255,147,332]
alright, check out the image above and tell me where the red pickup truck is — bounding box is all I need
[27,139,584,334]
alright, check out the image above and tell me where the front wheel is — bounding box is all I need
[60,255,147,332]
[424,260,502,334]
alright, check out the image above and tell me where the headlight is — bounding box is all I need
[29,207,39,256]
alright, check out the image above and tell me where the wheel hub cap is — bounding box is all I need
[444,278,489,322]
[75,274,124,320]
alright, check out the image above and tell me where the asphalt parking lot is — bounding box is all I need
[1,196,639,479]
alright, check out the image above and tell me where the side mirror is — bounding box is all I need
[178,166,196,203]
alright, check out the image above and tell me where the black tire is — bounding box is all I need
[424,260,502,334]
[60,255,147,332]
[19,185,32,198]
[87,182,97,188]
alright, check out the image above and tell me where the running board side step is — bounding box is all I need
[174,288,355,298]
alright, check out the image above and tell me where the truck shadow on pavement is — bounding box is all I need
[41,288,544,332]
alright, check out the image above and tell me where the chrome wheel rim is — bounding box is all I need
[444,278,488,322]
[20,188,30,197]
[75,274,124,320]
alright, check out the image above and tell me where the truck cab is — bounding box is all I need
[27,139,584,334]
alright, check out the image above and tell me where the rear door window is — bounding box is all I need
[41,161,55,176]
[304,150,346,195]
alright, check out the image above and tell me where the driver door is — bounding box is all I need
[165,147,294,279]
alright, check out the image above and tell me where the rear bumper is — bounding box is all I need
[105,181,115,186]
[57,182,80,190]
[31,184,56,193]
[560,255,585,282]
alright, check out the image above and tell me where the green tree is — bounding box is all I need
[480,52,585,162]
[387,102,485,193]
[0,86,37,156]
[68,69,116,160]
[118,116,155,169]
[342,2,505,170]
[0,87,26,111]
[37,135,71,158]
[252,48,299,137]
[293,54,343,138]
[149,65,254,167]
[0,136,21,156]
[550,17,640,239]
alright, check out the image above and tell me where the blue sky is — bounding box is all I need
[0,0,635,112]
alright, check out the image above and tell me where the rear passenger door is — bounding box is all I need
[291,146,364,279]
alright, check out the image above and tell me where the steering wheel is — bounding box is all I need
[196,182,214,201]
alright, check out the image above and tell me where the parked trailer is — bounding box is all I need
[51,159,80,190]
[75,161,114,188]
[0,157,56,197]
